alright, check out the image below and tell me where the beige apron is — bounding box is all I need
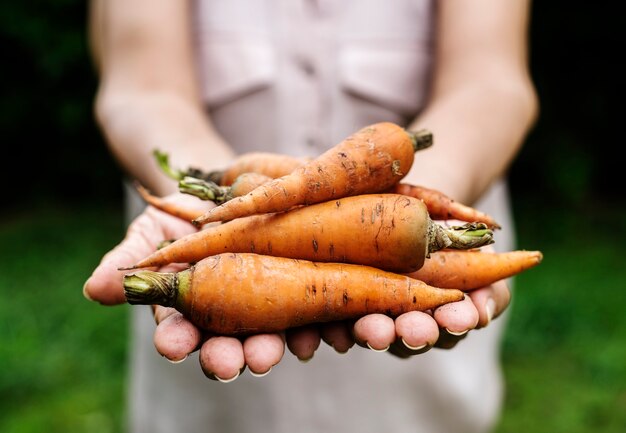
[126,1,515,432]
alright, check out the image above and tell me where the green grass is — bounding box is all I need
[0,204,129,433]
[1,200,625,432]
[496,200,626,432]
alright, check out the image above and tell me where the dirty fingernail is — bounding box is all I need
[445,328,469,337]
[216,370,240,383]
[485,298,496,325]
[366,342,390,352]
[82,278,94,301]
[249,367,272,378]
[298,355,314,363]
[401,338,428,351]
[166,355,188,364]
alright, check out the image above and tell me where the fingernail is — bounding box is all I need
[298,355,314,363]
[249,367,272,378]
[216,370,240,383]
[82,278,94,301]
[401,338,428,351]
[366,342,390,352]
[445,328,469,337]
[166,355,188,364]
[333,346,349,355]
[485,298,496,325]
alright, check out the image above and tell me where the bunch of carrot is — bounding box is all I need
[122,121,542,335]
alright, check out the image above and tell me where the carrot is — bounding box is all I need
[153,149,306,185]
[123,194,494,273]
[178,172,273,204]
[406,250,543,290]
[211,152,308,186]
[135,183,203,222]
[192,122,433,226]
[183,177,502,229]
[391,183,501,229]
[123,252,465,335]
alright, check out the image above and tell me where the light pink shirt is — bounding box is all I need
[195,0,434,157]
[126,2,514,432]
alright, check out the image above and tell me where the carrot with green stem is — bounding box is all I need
[207,152,309,186]
[153,149,306,185]
[178,174,500,228]
[122,194,493,273]
[192,122,433,226]
[134,174,276,224]
[123,252,465,335]
[407,249,543,290]
[179,173,273,204]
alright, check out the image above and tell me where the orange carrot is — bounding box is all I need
[212,152,308,186]
[406,250,543,290]
[154,149,307,185]
[391,183,501,229]
[123,194,494,273]
[135,183,203,223]
[182,176,501,229]
[178,172,273,204]
[123,253,465,335]
[192,122,433,226]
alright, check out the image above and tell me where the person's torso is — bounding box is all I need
[193,0,435,157]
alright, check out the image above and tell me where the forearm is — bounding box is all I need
[405,0,538,205]
[89,0,235,196]
[95,89,234,196]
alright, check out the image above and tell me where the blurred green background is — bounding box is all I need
[1,2,624,432]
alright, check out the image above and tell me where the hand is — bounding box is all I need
[82,193,320,381]
[293,278,511,359]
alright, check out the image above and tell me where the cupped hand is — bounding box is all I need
[83,194,511,379]
[82,193,295,382]
[300,278,510,359]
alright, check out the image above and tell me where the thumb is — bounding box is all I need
[83,208,182,305]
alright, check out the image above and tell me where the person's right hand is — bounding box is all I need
[82,193,291,382]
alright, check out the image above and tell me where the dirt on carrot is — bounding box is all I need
[123,252,465,335]
[192,122,433,226]
[123,194,494,273]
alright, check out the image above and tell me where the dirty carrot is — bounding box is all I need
[406,249,543,291]
[192,122,433,226]
[211,152,308,186]
[153,149,306,185]
[182,176,501,229]
[391,183,501,229]
[179,172,273,204]
[123,252,465,335]
[123,194,493,273]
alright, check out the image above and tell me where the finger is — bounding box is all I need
[320,321,355,354]
[353,314,396,352]
[199,336,246,383]
[388,311,439,357]
[467,280,511,328]
[243,333,285,377]
[152,306,202,363]
[433,294,479,336]
[286,325,321,362]
[83,208,195,305]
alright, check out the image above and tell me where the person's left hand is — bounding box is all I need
[287,278,510,360]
